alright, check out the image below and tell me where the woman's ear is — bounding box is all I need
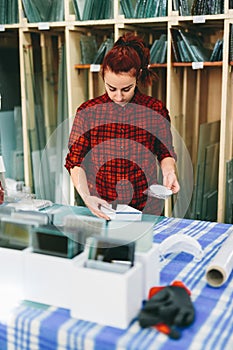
[136,68,142,83]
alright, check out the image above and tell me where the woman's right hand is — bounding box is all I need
[70,167,111,220]
[83,195,112,220]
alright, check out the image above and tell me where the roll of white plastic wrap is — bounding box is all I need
[206,230,233,287]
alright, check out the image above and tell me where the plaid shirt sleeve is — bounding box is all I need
[64,94,110,173]
[64,109,89,173]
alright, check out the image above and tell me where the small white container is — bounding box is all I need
[70,259,143,329]
[23,248,85,309]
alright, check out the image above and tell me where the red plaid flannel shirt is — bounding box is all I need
[65,88,177,215]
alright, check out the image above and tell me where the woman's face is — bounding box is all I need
[104,68,137,106]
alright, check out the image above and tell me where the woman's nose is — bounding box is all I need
[115,90,123,100]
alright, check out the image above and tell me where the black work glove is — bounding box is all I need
[138,281,195,339]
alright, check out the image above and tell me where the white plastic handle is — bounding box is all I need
[159,233,204,261]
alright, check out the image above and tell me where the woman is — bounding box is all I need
[65,32,180,220]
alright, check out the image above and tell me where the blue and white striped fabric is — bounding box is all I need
[1,217,233,350]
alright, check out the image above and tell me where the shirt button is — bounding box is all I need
[120,145,124,149]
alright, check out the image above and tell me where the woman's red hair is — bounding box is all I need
[102,32,157,86]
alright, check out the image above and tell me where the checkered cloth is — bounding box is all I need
[2,217,233,350]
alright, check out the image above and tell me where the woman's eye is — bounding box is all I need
[122,88,130,92]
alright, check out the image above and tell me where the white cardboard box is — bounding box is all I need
[70,259,144,329]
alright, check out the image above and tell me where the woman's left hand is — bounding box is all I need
[161,157,180,194]
[163,171,180,194]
